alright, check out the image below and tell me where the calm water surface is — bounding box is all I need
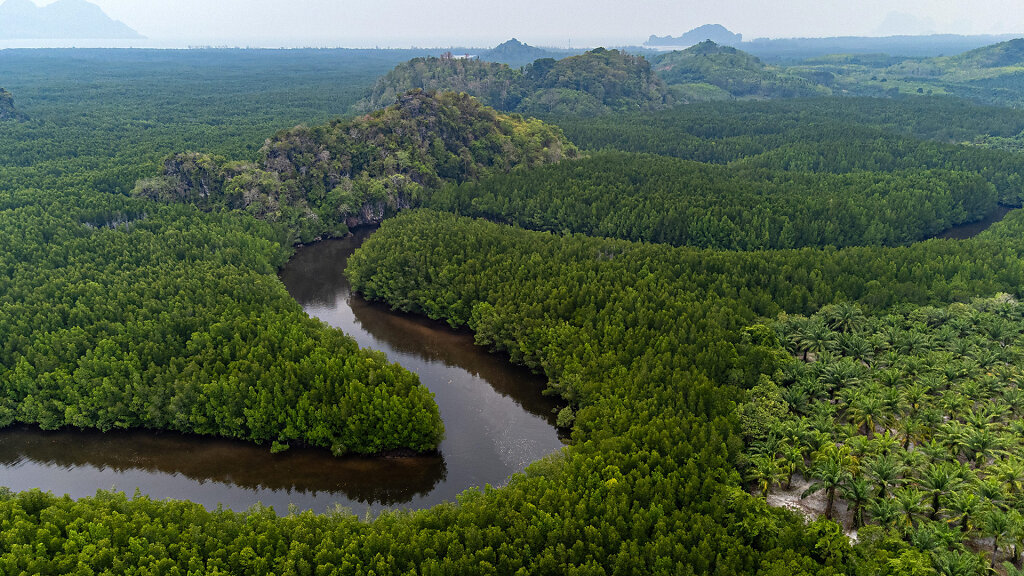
[0,228,563,514]
[936,205,1014,240]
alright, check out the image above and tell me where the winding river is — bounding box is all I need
[0,228,563,514]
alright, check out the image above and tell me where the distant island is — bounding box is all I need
[0,0,142,40]
[647,24,743,47]
[644,24,1021,60]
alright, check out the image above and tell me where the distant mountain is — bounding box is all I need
[653,41,830,101]
[0,0,142,40]
[647,25,743,47]
[481,38,557,67]
[742,34,1020,61]
[355,48,673,116]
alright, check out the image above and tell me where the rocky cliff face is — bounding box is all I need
[0,88,24,121]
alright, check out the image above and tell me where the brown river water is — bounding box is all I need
[0,227,564,514]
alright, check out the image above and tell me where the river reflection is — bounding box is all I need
[0,227,562,514]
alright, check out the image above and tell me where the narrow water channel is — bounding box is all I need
[936,205,1014,240]
[0,228,563,514]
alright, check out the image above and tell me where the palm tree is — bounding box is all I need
[918,462,965,521]
[896,416,925,450]
[880,388,905,424]
[943,490,980,534]
[845,434,873,463]
[965,401,1007,428]
[837,332,874,364]
[820,358,866,391]
[894,486,927,530]
[872,430,901,456]
[986,318,1014,347]
[993,458,1024,496]
[780,385,811,416]
[1006,509,1024,566]
[779,441,804,490]
[750,431,785,458]
[822,301,867,334]
[919,438,951,464]
[898,330,932,355]
[867,452,904,499]
[1003,563,1024,576]
[841,475,871,529]
[902,382,929,419]
[797,320,836,362]
[931,549,983,576]
[867,496,900,528]
[937,419,970,456]
[945,335,975,358]
[845,391,885,439]
[973,347,999,369]
[802,445,854,520]
[977,478,1008,511]
[747,454,786,498]
[962,426,1006,468]
[1004,388,1024,418]
[985,508,1012,557]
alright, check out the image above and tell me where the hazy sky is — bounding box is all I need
[33,0,1024,47]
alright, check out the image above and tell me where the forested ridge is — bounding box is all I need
[355,48,673,116]
[6,47,1024,575]
[136,90,577,244]
[652,41,831,101]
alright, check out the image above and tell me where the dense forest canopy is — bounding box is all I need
[6,43,1024,575]
[554,97,1024,206]
[427,151,997,250]
[0,50,449,460]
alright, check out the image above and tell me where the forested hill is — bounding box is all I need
[353,58,523,114]
[480,38,563,67]
[948,37,1024,69]
[354,48,673,116]
[135,90,579,244]
[0,88,21,120]
[653,41,831,101]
